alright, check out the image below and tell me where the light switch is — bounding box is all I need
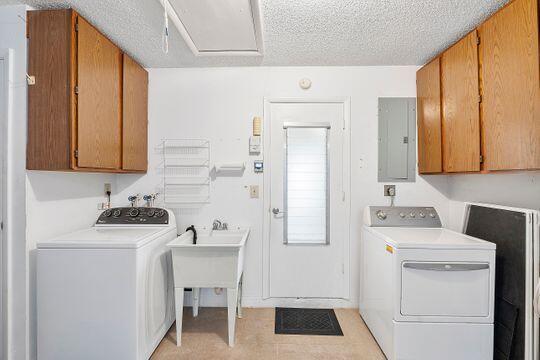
[249,185,259,198]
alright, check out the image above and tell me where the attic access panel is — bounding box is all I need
[165,0,263,55]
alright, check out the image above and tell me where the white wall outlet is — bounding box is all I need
[104,183,111,193]
[359,157,365,169]
[384,185,396,197]
[249,185,259,198]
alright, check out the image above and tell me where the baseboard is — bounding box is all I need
[242,297,355,308]
[183,291,356,309]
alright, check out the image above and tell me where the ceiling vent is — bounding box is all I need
[160,0,264,56]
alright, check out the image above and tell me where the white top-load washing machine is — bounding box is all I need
[37,207,177,360]
[359,206,496,360]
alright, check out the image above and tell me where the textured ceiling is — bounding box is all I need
[1,0,508,68]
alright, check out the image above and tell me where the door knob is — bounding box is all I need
[272,208,280,215]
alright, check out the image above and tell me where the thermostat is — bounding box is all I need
[254,160,263,173]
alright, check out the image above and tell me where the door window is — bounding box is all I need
[284,123,329,245]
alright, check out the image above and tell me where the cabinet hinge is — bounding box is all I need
[75,22,79,32]
[74,150,79,158]
[478,94,482,103]
[74,86,79,94]
[476,36,480,45]
[480,155,484,163]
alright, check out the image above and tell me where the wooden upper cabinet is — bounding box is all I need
[26,9,147,173]
[122,55,148,171]
[416,58,442,174]
[77,16,122,169]
[441,31,481,173]
[27,10,73,170]
[479,0,540,171]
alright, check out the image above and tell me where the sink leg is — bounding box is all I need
[227,287,238,347]
[192,287,200,317]
[237,275,243,319]
[174,287,184,347]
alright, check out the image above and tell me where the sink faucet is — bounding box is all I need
[212,219,228,230]
[185,225,197,244]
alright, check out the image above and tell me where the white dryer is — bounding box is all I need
[359,206,496,360]
[37,207,177,360]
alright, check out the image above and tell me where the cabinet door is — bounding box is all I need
[479,0,540,170]
[416,58,442,173]
[122,54,148,171]
[76,16,122,169]
[27,10,73,170]
[441,31,481,173]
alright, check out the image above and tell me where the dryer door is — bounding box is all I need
[400,261,491,317]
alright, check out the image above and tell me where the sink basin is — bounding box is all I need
[167,227,250,347]
[167,228,250,288]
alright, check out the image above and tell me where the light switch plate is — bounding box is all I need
[249,185,259,198]
[249,136,261,154]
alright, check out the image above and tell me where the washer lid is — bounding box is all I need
[37,227,172,249]
[365,227,496,250]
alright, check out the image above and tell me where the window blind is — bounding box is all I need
[284,126,329,245]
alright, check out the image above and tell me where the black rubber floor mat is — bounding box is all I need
[275,308,343,336]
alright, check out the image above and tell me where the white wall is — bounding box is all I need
[116,66,452,307]
[443,172,540,231]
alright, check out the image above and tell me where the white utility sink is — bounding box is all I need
[167,227,250,347]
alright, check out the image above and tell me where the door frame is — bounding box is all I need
[0,48,13,360]
[262,97,351,302]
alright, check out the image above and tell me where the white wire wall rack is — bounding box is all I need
[158,139,211,206]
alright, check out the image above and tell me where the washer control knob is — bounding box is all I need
[103,209,112,217]
[419,212,425,218]
[128,208,140,217]
[429,213,436,218]
[399,212,406,218]
[156,209,165,218]
[112,209,122,218]
[376,210,387,220]
[148,209,156,217]
[409,212,416,218]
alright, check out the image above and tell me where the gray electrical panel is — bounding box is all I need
[378,98,416,182]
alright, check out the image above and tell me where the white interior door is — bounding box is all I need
[268,101,347,299]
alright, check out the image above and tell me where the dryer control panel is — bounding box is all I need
[364,206,441,227]
[96,207,169,225]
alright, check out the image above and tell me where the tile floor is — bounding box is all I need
[151,308,385,360]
